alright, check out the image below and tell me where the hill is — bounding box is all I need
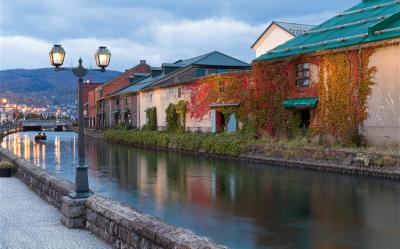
[0,68,121,106]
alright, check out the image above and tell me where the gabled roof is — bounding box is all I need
[256,0,400,61]
[164,51,249,68]
[190,51,250,67]
[143,51,249,90]
[274,22,316,36]
[109,73,165,97]
[108,51,249,96]
[251,21,315,49]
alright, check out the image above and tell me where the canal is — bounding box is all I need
[2,131,400,249]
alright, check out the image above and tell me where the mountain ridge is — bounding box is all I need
[0,68,121,106]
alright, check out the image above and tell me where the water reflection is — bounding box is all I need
[2,132,400,249]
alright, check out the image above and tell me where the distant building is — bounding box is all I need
[81,81,103,127]
[103,51,250,132]
[251,21,315,57]
[87,60,152,128]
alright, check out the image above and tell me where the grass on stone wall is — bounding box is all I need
[103,128,400,167]
[103,129,249,156]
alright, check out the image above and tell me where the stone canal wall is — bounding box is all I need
[85,196,226,249]
[0,147,227,249]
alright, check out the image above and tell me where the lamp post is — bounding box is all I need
[49,44,111,198]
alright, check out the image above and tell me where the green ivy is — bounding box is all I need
[166,103,179,132]
[176,100,187,128]
[143,107,157,131]
[165,101,187,132]
[286,111,305,139]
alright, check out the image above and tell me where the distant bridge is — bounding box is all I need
[22,120,72,131]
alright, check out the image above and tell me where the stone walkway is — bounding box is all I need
[0,177,111,249]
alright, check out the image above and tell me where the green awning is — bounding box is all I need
[283,98,318,108]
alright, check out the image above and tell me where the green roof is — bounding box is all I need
[283,98,319,108]
[257,0,400,61]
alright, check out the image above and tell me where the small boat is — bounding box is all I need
[34,133,47,141]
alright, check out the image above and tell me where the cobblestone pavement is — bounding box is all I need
[0,177,111,249]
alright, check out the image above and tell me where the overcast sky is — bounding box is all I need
[0,0,359,71]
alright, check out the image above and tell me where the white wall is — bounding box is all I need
[252,24,294,57]
[139,86,212,132]
[363,44,400,146]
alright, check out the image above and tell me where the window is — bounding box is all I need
[216,69,228,74]
[207,69,217,75]
[219,81,225,93]
[116,99,120,106]
[125,98,128,105]
[178,87,182,98]
[149,93,153,102]
[296,63,311,87]
[196,68,206,77]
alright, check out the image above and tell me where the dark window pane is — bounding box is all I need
[217,69,228,74]
[196,68,205,77]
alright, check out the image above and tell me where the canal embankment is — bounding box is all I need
[0,147,228,249]
[0,126,22,140]
[102,129,400,181]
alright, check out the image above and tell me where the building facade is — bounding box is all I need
[138,51,251,132]
[251,22,315,57]
[254,0,400,146]
[89,60,152,128]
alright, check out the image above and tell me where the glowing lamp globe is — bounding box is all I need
[95,46,111,71]
[49,44,66,68]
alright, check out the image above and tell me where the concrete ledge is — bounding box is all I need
[86,195,227,249]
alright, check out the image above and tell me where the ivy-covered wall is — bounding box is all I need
[187,46,378,144]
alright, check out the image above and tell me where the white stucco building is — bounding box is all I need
[251,22,315,57]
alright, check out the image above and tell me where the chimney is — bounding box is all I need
[140,60,146,65]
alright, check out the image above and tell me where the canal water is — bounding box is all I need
[2,132,400,249]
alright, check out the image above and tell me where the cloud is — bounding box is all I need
[0,0,360,70]
[281,12,339,25]
[1,18,264,71]
[0,36,52,69]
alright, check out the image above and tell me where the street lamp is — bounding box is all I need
[49,44,111,199]
[95,46,111,72]
[49,45,66,69]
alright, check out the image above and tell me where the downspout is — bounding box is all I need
[137,92,140,129]
[109,99,112,128]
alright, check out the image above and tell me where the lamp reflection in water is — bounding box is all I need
[23,135,31,161]
[13,134,21,157]
[154,161,168,211]
[54,136,61,170]
[33,142,40,167]
[42,144,46,169]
